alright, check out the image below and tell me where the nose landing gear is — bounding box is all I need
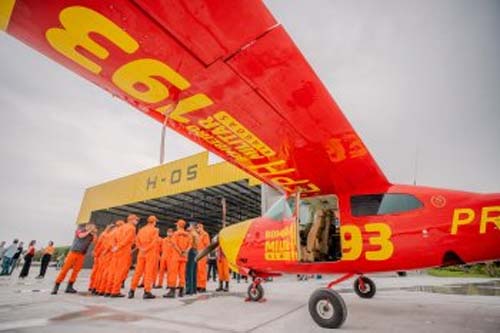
[246,277,266,302]
[353,275,376,299]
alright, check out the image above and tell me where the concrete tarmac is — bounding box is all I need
[0,269,498,332]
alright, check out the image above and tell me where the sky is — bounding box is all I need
[0,0,499,247]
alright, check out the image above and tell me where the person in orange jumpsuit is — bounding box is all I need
[216,247,230,292]
[164,219,191,298]
[196,223,210,292]
[98,221,122,296]
[91,224,114,294]
[152,232,162,288]
[109,214,138,297]
[88,224,112,293]
[128,215,159,299]
[51,223,97,295]
[156,228,174,289]
[101,220,124,296]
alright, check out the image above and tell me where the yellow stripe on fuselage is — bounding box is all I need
[0,0,16,31]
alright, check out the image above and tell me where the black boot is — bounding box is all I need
[51,283,60,295]
[223,281,229,292]
[128,290,135,299]
[111,293,125,298]
[178,287,184,298]
[216,281,223,292]
[143,291,156,299]
[65,282,77,294]
[163,288,176,298]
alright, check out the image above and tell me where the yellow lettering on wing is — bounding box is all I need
[156,94,214,123]
[46,6,139,74]
[112,58,190,104]
[0,0,16,31]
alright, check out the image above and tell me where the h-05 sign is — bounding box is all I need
[146,164,198,191]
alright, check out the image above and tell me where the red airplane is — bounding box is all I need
[2,0,499,329]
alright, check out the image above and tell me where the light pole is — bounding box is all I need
[159,104,175,165]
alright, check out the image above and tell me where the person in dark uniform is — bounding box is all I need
[185,224,199,295]
[19,240,36,278]
[207,249,217,282]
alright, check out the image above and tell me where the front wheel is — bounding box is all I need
[308,288,347,329]
[353,276,376,299]
[247,283,264,302]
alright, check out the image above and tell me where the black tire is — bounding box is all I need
[353,276,376,299]
[308,288,347,329]
[247,283,264,302]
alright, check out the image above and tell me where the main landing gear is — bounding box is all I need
[308,273,376,329]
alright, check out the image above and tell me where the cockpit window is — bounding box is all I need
[263,196,293,221]
[350,193,423,217]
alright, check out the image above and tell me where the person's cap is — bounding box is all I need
[127,214,138,221]
[147,215,158,224]
[176,219,186,228]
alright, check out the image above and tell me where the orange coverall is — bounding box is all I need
[196,230,210,289]
[110,223,136,294]
[167,230,192,288]
[217,248,230,282]
[130,224,159,293]
[153,235,162,285]
[97,229,116,293]
[89,233,105,290]
[157,236,174,287]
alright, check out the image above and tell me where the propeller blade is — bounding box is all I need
[195,236,219,262]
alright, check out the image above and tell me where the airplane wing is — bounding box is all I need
[1,0,389,195]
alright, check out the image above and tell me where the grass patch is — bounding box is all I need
[427,268,490,278]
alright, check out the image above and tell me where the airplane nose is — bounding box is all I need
[219,219,253,269]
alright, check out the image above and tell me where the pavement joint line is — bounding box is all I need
[53,297,242,332]
[245,303,307,332]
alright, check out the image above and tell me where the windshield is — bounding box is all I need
[263,196,293,221]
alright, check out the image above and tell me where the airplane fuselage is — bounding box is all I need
[220,184,500,276]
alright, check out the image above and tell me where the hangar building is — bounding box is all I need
[76,152,279,237]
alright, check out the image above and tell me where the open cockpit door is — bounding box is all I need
[261,193,342,264]
[294,194,342,263]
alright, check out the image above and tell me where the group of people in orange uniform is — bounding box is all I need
[51,214,231,299]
